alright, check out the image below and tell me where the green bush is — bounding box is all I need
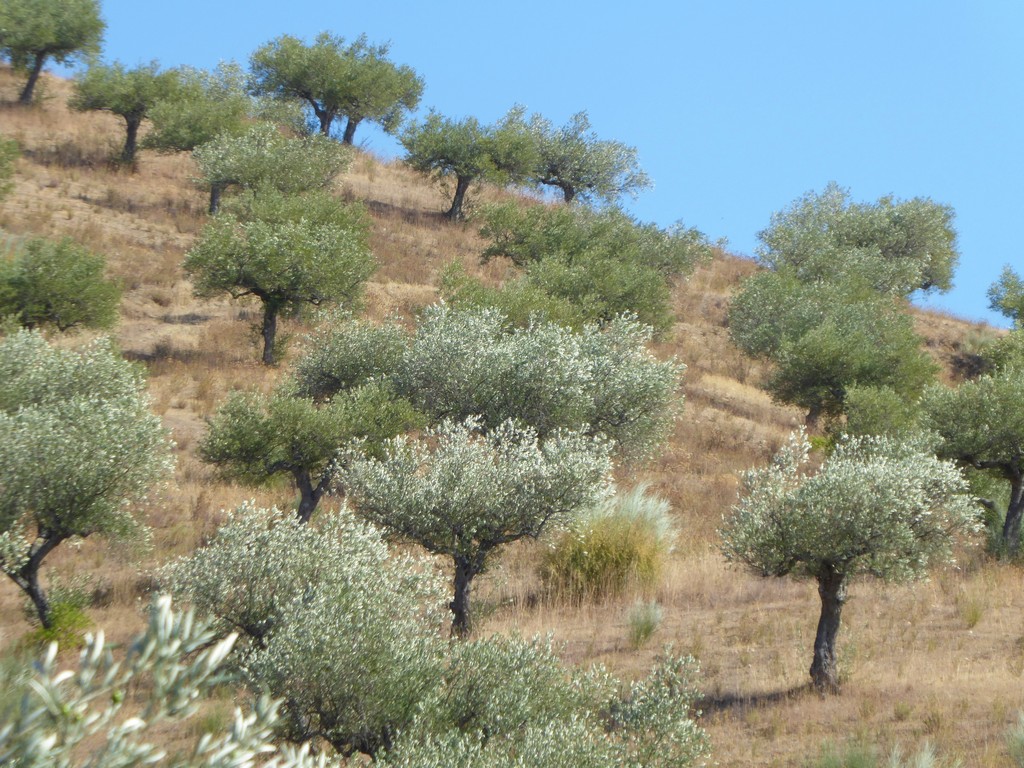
[542,484,676,602]
[0,237,120,332]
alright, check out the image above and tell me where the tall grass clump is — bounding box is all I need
[541,484,676,603]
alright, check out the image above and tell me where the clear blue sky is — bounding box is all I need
[81,0,1023,326]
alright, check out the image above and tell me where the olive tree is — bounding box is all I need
[922,367,1024,555]
[294,305,683,460]
[163,503,448,757]
[0,595,335,768]
[402,108,537,221]
[720,432,976,693]
[0,0,104,105]
[989,265,1024,327]
[728,271,935,429]
[757,182,959,297]
[143,61,252,155]
[455,202,713,332]
[342,418,613,637]
[0,236,120,331]
[193,122,351,213]
[527,110,651,205]
[183,191,373,364]
[250,32,423,144]
[0,331,172,629]
[199,383,421,521]
[69,60,181,165]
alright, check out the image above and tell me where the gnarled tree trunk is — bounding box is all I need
[810,567,847,693]
[121,116,143,166]
[341,117,360,145]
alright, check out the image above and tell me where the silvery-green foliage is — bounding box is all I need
[244,580,445,757]
[0,331,172,626]
[401,305,682,458]
[193,122,350,199]
[381,642,708,768]
[757,182,958,297]
[164,504,446,757]
[343,417,613,567]
[292,315,409,401]
[162,503,445,648]
[342,416,612,634]
[409,635,613,742]
[0,595,338,768]
[720,431,978,582]
[379,717,622,768]
[607,651,709,768]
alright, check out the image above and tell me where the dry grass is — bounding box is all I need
[0,67,1020,767]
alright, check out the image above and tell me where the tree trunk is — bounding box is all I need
[810,568,847,693]
[208,182,225,215]
[1003,475,1024,556]
[341,117,360,145]
[121,116,142,166]
[8,535,65,629]
[315,107,334,137]
[804,405,822,433]
[294,470,324,523]
[261,302,279,365]
[19,53,46,105]
[446,176,472,222]
[450,555,479,639]
[560,183,576,203]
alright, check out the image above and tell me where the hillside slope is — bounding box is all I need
[0,69,1017,767]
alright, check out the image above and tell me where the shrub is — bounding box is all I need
[542,484,676,602]
[628,601,664,649]
[0,237,120,332]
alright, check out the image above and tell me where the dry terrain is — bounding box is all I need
[0,69,1017,767]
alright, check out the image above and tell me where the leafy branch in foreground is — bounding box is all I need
[0,595,336,767]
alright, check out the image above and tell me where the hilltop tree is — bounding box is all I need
[69,60,181,165]
[192,121,350,213]
[528,111,651,205]
[199,383,421,521]
[0,236,120,331]
[143,61,251,155]
[250,32,423,144]
[402,108,537,221]
[184,191,373,364]
[0,0,105,105]
[922,366,1024,555]
[342,418,612,637]
[720,432,975,692]
[0,331,172,629]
